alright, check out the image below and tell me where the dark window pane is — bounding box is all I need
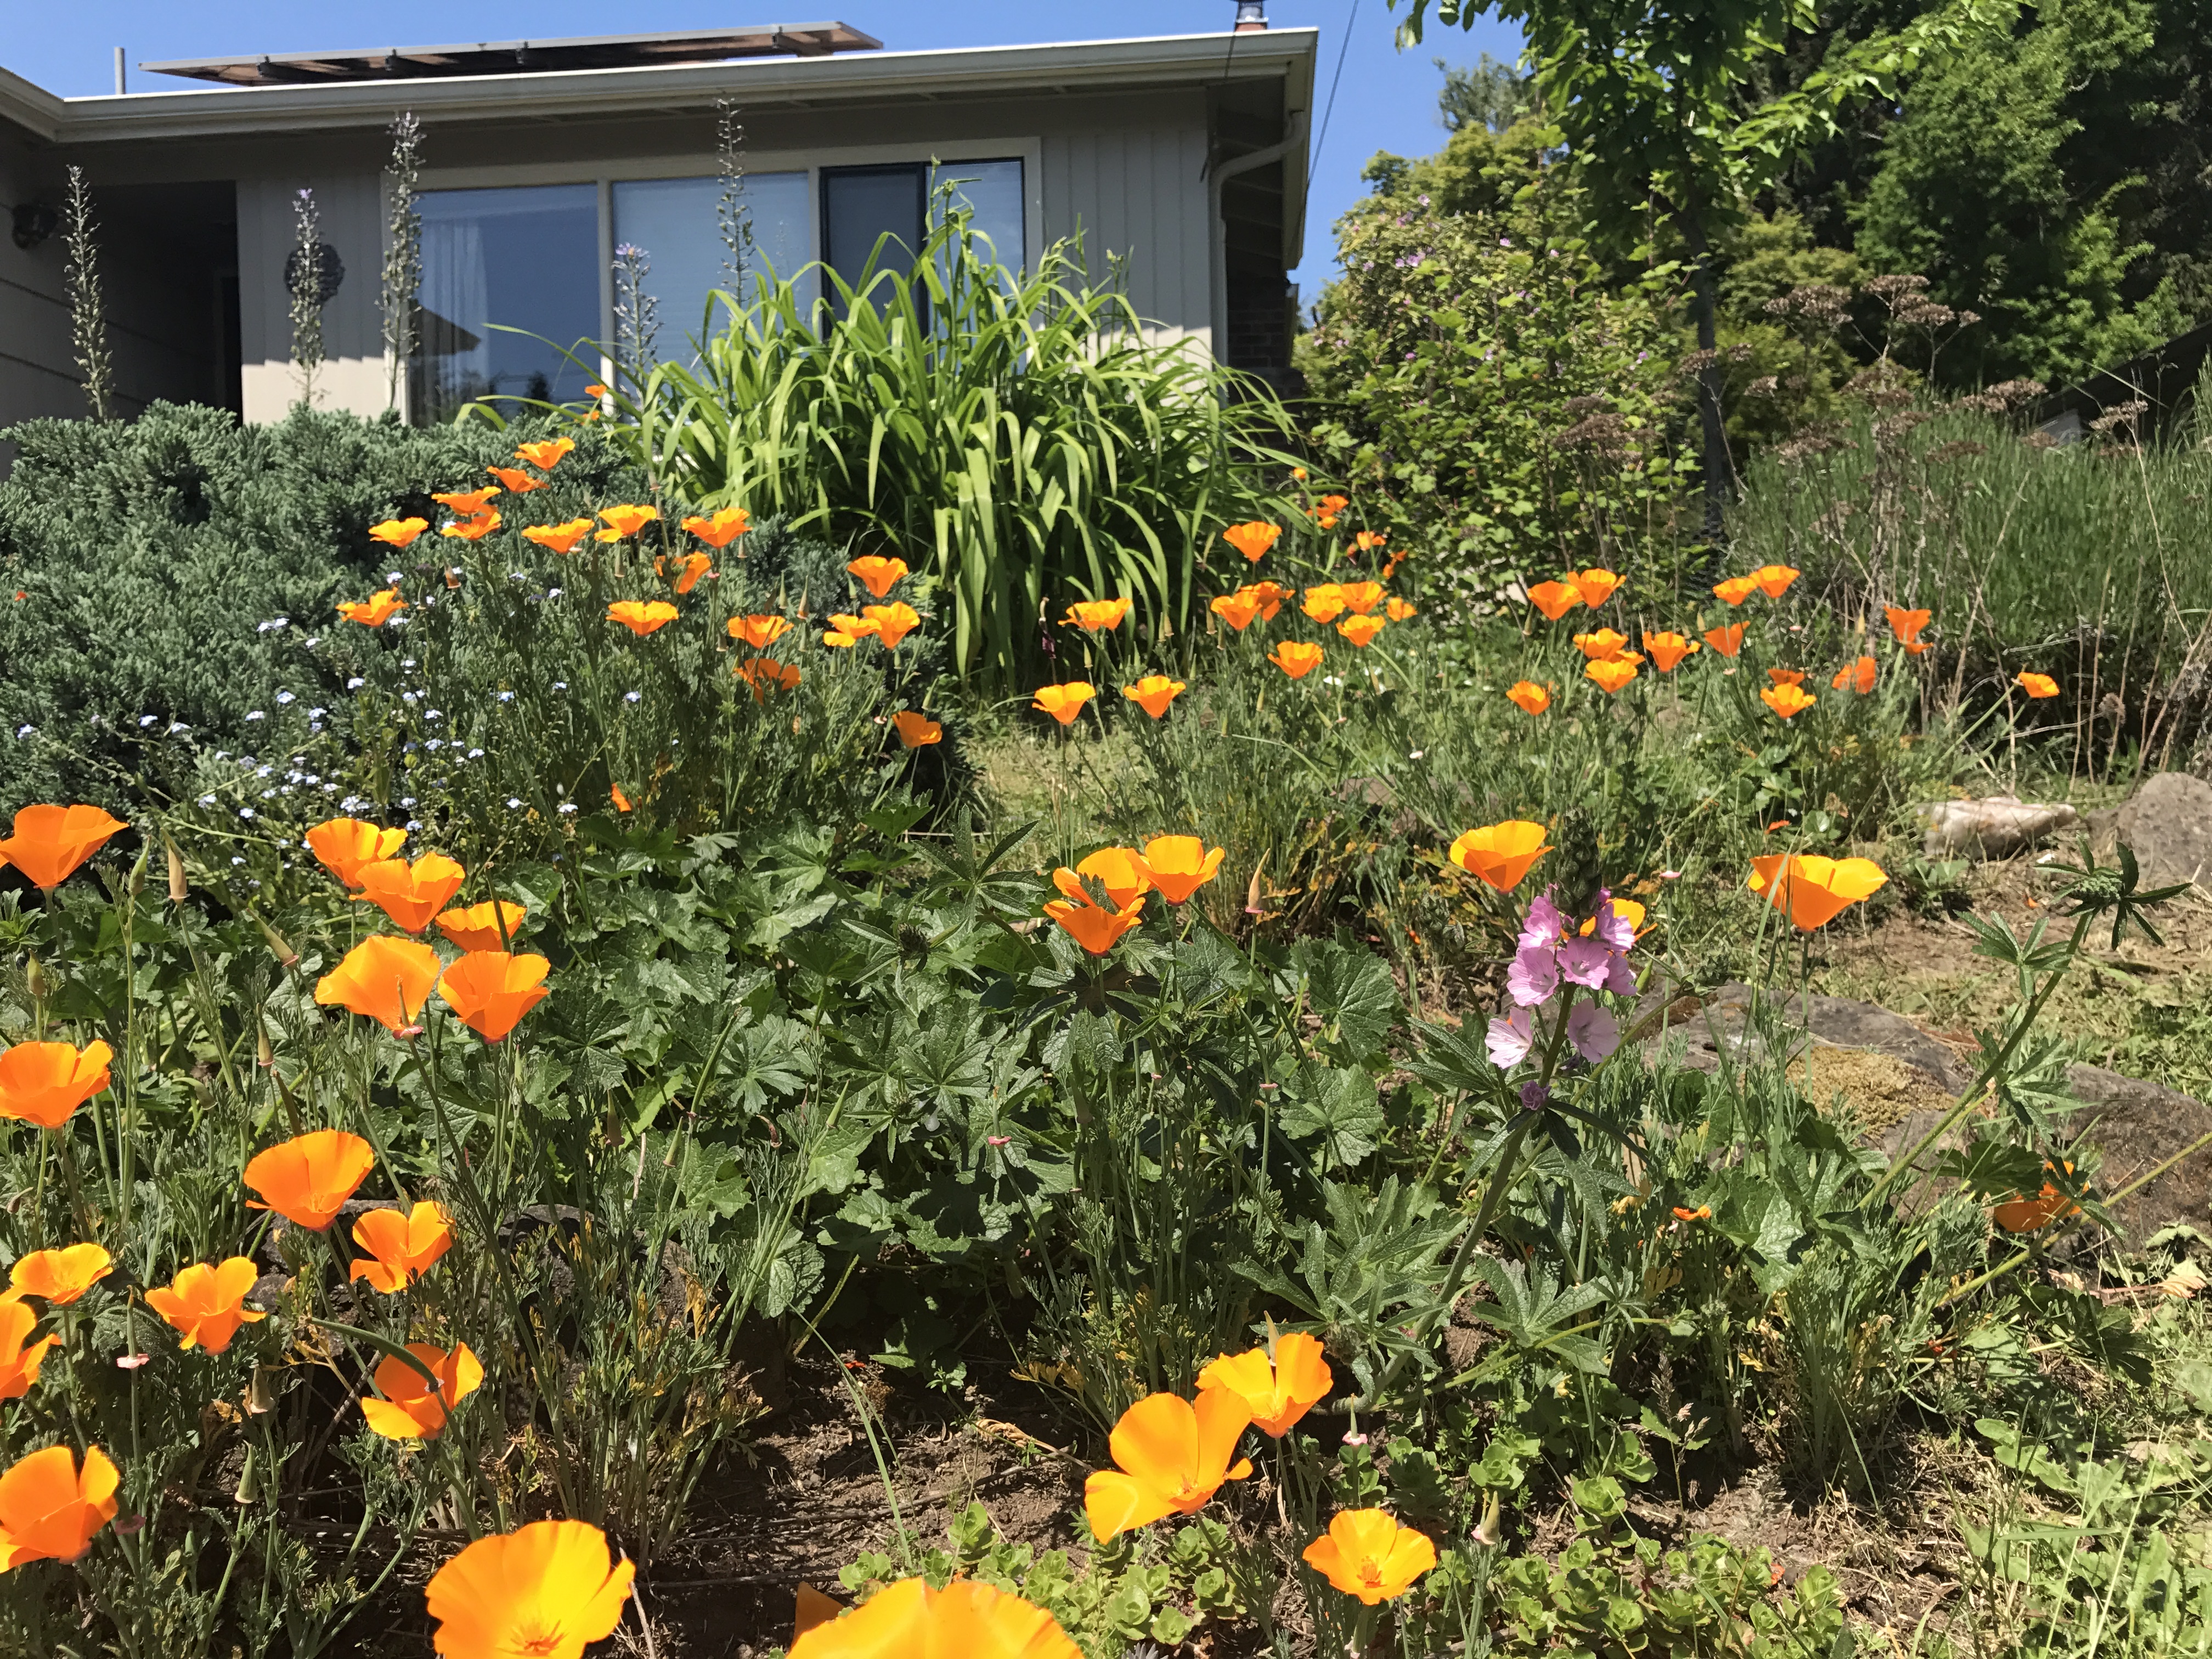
[932,158,1025,274]
[821,165,924,303]
[411,184,598,424]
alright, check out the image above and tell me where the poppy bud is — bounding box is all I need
[257,1028,275,1070]
[166,839,188,904]
[247,1365,280,1415]
[255,916,300,969]
[127,850,148,896]
[24,956,47,1001]
[445,568,461,590]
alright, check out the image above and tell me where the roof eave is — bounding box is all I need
[49,31,1320,145]
[0,63,66,143]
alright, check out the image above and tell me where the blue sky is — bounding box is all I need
[3,1,1521,292]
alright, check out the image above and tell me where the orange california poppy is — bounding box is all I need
[433,488,500,516]
[306,818,407,889]
[1566,568,1623,608]
[1585,657,1640,695]
[1085,1387,1254,1541]
[1337,581,1385,616]
[684,507,752,548]
[1993,1167,2081,1233]
[1747,853,1888,930]
[0,1444,119,1570]
[1032,682,1095,726]
[846,555,907,597]
[425,1519,635,1659]
[1338,614,1387,647]
[1061,598,1131,633]
[1197,1334,1331,1436]
[315,935,443,1034]
[1044,869,1145,955]
[1209,590,1263,631]
[1704,622,1746,657]
[1449,821,1551,891]
[863,602,921,648]
[1760,684,1817,719]
[611,785,634,814]
[369,517,429,549]
[608,600,679,637]
[441,511,501,542]
[1245,580,1290,620]
[1313,493,1349,527]
[892,710,943,748]
[144,1257,266,1353]
[1643,631,1699,673]
[10,1243,113,1306]
[1132,836,1224,904]
[1884,605,1931,646]
[735,658,803,699]
[350,1201,454,1293]
[1302,1510,1438,1605]
[1506,681,1551,715]
[0,1040,113,1130]
[1578,896,1648,939]
[1748,564,1800,599]
[1302,585,1348,624]
[515,438,575,471]
[1526,580,1583,622]
[0,804,126,893]
[1075,847,1152,911]
[2017,671,2059,699]
[1832,656,1877,694]
[0,1298,58,1401]
[1123,675,1186,719]
[1221,522,1282,563]
[1270,641,1324,679]
[1572,628,1631,661]
[441,951,552,1043]
[485,466,546,495]
[788,1577,1080,1659]
[361,1341,483,1441]
[1351,530,1389,555]
[337,589,408,627]
[595,504,661,541]
[1711,577,1758,607]
[824,612,879,647]
[585,382,610,399]
[244,1129,376,1232]
[728,614,793,650]
[522,520,594,556]
[1385,596,1418,622]
[353,853,466,934]
[434,899,527,952]
[1767,668,1807,687]
[659,552,713,594]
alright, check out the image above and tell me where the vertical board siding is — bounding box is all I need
[1042,118,1211,354]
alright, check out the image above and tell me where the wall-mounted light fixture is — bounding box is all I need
[11,202,59,250]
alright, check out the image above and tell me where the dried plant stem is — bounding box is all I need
[290,188,326,405]
[63,166,113,421]
[381,114,424,416]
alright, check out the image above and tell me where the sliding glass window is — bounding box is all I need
[610,171,811,362]
[411,185,598,425]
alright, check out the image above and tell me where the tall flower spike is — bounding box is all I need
[0,804,127,892]
[425,1520,634,1659]
[1197,1333,1332,1436]
[244,1129,376,1232]
[1084,1387,1254,1541]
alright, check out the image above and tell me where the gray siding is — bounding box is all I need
[1042,118,1212,349]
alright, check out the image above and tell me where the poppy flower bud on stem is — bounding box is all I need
[127,849,148,898]
[24,955,47,1004]
[255,915,300,970]
[165,836,188,904]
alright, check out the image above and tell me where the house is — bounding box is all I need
[0,13,1315,429]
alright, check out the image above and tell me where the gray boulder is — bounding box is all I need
[1918,795,2081,860]
[2087,771,2212,891]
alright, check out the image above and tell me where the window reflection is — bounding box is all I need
[610,171,811,360]
[932,159,1025,276]
[412,184,598,424]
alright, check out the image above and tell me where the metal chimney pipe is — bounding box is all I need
[1234,2,1269,31]
[114,47,126,95]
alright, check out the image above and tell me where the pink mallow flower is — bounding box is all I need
[1486,1007,1534,1068]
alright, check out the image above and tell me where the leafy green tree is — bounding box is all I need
[1389,0,2015,544]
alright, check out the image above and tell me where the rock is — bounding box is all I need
[2087,771,2212,891]
[1917,795,2081,860]
[2064,1064,2212,1241]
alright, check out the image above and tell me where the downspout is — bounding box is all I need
[1207,107,1307,370]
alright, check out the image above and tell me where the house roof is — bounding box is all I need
[1,31,1316,145]
[141,24,884,87]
